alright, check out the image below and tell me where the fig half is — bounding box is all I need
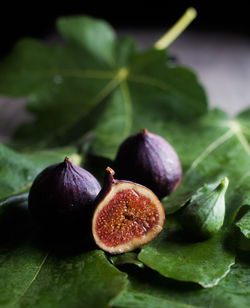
[114,128,182,199]
[92,167,165,254]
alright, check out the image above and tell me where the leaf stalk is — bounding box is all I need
[154,7,197,50]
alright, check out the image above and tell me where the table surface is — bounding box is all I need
[1,29,250,142]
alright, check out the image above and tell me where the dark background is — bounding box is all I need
[1,2,249,58]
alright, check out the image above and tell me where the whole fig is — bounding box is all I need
[92,167,165,254]
[28,157,101,227]
[114,128,182,199]
[179,177,229,239]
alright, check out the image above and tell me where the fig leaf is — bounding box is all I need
[0,16,207,157]
[236,208,250,239]
[138,108,250,287]
[110,252,250,308]
[0,14,250,308]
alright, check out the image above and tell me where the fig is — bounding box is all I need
[114,128,182,199]
[178,177,229,239]
[92,167,165,254]
[28,157,101,227]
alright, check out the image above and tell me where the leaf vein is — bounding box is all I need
[50,75,121,142]
[187,129,234,173]
[232,273,250,294]
[12,253,49,305]
[234,130,250,156]
[27,69,116,80]
[240,125,250,136]
[120,80,132,138]
[129,73,170,91]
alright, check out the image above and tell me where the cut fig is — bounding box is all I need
[92,167,165,254]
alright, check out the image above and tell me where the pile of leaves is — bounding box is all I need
[0,15,250,308]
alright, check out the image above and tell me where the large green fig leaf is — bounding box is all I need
[0,143,38,201]
[1,13,250,307]
[0,242,127,308]
[0,16,207,157]
[139,217,234,288]
[9,250,127,308]
[137,108,250,287]
[110,252,250,308]
[0,195,128,308]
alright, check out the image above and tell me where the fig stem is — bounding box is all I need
[154,7,197,50]
[64,156,72,163]
[217,177,229,192]
[104,167,116,185]
[141,128,149,135]
[106,167,115,176]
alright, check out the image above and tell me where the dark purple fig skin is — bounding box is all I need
[28,157,101,227]
[114,129,182,199]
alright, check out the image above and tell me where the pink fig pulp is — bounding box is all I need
[92,167,165,254]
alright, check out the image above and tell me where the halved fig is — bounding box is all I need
[92,167,165,254]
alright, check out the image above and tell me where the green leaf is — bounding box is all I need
[137,108,250,287]
[1,13,250,306]
[92,50,208,159]
[110,252,144,269]
[16,250,127,308]
[163,108,250,221]
[0,143,38,201]
[139,217,234,288]
[0,16,207,156]
[178,177,228,239]
[0,196,128,308]
[110,252,250,308]
[236,209,250,239]
[57,16,116,67]
[0,244,127,308]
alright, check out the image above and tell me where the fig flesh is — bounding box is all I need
[114,128,182,199]
[92,167,165,254]
[28,157,101,227]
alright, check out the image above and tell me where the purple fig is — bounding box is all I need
[28,157,101,227]
[114,128,182,199]
[92,167,165,254]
